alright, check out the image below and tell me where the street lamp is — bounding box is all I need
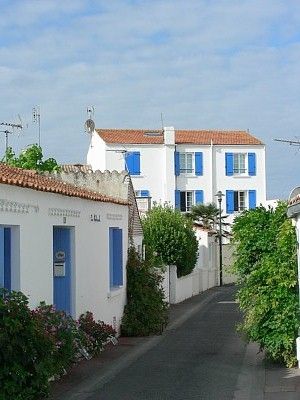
[215,190,224,286]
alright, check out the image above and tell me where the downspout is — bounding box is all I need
[210,139,214,203]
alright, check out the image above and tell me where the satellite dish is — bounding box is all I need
[85,118,95,134]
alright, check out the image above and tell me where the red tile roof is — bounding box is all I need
[96,129,263,145]
[0,164,128,205]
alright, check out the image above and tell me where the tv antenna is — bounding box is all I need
[32,106,41,146]
[84,106,95,135]
[274,138,300,146]
[0,120,23,161]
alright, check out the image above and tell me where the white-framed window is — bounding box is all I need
[233,153,246,175]
[234,191,246,212]
[180,191,193,212]
[179,152,194,174]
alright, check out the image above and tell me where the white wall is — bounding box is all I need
[0,183,128,331]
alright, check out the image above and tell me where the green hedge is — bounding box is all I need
[121,246,168,336]
[232,203,299,367]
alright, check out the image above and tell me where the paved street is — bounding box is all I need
[50,285,300,400]
[87,285,245,400]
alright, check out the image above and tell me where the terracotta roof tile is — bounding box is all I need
[0,164,128,205]
[96,128,263,145]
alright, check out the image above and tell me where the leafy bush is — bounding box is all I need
[33,303,80,376]
[0,290,54,400]
[78,311,116,356]
[232,203,299,367]
[142,204,198,277]
[121,246,168,336]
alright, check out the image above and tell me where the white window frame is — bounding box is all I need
[179,152,194,174]
[234,190,247,212]
[233,153,247,175]
[180,190,194,212]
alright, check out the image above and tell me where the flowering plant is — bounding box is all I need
[78,312,117,356]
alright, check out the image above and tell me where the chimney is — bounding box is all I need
[163,126,175,145]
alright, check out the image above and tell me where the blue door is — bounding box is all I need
[53,227,71,314]
[0,227,11,291]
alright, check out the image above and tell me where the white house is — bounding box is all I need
[87,127,266,219]
[0,164,130,331]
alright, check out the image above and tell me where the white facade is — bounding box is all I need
[87,127,266,220]
[0,183,128,331]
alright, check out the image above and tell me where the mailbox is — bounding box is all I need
[53,262,66,277]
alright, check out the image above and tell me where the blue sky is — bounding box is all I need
[1,0,300,199]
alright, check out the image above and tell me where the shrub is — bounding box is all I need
[78,312,116,356]
[121,246,168,336]
[142,204,198,277]
[232,203,299,367]
[33,303,80,376]
[0,290,54,400]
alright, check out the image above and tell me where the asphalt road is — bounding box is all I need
[87,285,246,400]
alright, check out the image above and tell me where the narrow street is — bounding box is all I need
[88,285,246,400]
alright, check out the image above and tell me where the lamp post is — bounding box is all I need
[215,191,224,286]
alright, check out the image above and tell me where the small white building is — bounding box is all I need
[87,127,266,220]
[0,164,130,331]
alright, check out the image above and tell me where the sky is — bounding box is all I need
[1,0,300,199]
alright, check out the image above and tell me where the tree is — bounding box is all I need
[121,246,168,336]
[2,144,60,172]
[187,202,230,234]
[232,203,299,367]
[142,204,198,277]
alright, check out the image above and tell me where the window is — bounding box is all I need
[226,152,256,176]
[226,190,256,214]
[109,228,123,289]
[180,191,193,212]
[234,191,246,212]
[135,190,150,197]
[179,153,194,173]
[233,153,246,174]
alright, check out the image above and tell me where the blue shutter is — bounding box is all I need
[140,190,149,197]
[4,228,11,291]
[248,153,256,176]
[125,152,140,175]
[133,152,140,175]
[225,153,234,176]
[195,152,203,176]
[226,190,234,214]
[249,190,256,209]
[175,190,180,209]
[174,151,180,176]
[109,228,114,288]
[125,152,134,174]
[113,228,123,286]
[109,228,123,287]
[195,190,204,204]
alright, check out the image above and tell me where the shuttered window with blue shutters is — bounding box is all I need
[195,190,204,204]
[195,152,203,176]
[248,153,256,176]
[174,151,180,176]
[125,152,140,175]
[175,190,180,209]
[109,227,123,288]
[249,190,256,209]
[225,153,234,176]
